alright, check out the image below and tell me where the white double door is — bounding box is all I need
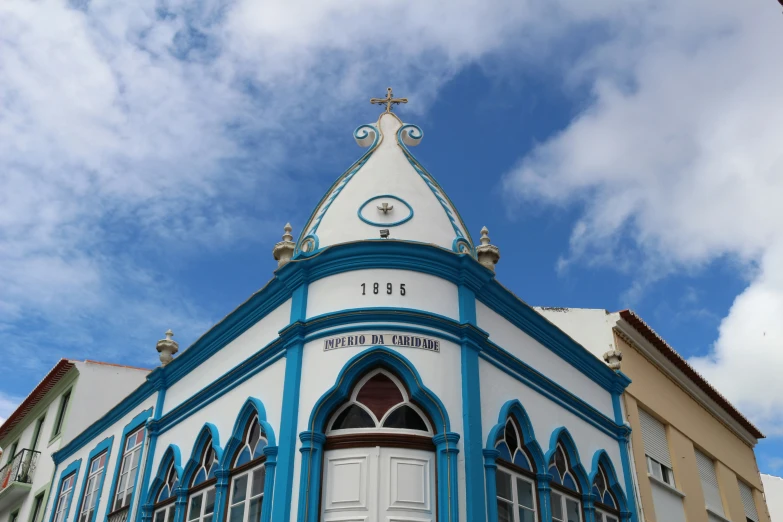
[321,446,436,522]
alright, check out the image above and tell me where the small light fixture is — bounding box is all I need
[380,229,390,239]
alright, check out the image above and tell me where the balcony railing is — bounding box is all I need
[107,505,129,522]
[0,449,40,493]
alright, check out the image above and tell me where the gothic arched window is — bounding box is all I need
[327,370,431,434]
[593,465,619,522]
[549,443,582,522]
[227,415,268,522]
[186,438,217,522]
[152,461,178,522]
[494,417,538,522]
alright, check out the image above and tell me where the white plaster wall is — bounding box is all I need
[535,308,618,361]
[152,357,286,475]
[306,270,459,321]
[164,299,291,412]
[477,302,615,418]
[313,113,467,252]
[43,396,158,522]
[291,332,465,522]
[479,358,627,490]
[65,362,149,445]
[761,474,783,522]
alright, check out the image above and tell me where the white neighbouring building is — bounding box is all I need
[0,360,149,522]
[761,475,782,521]
[42,98,640,522]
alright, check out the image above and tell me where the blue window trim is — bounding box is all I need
[181,424,222,488]
[545,427,590,493]
[356,195,414,227]
[103,408,153,521]
[72,437,113,522]
[296,346,457,522]
[589,450,632,521]
[145,444,182,508]
[49,459,81,522]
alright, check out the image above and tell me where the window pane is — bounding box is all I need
[496,470,512,501]
[189,493,203,520]
[497,500,513,522]
[229,504,244,522]
[168,505,175,522]
[154,511,166,522]
[595,513,603,522]
[248,496,263,522]
[552,492,563,521]
[505,422,518,456]
[566,498,580,522]
[251,467,266,498]
[382,405,428,431]
[232,475,248,504]
[205,488,216,514]
[331,405,375,430]
[519,506,536,522]
[516,477,534,509]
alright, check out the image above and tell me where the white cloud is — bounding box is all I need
[503,0,783,433]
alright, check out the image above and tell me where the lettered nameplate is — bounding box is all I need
[323,332,440,352]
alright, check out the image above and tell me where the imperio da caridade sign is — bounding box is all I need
[322,332,441,352]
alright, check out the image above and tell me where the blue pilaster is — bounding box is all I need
[612,392,639,522]
[483,449,500,522]
[434,432,460,522]
[296,432,326,522]
[260,447,277,522]
[135,375,167,522]
[536,473,553,522]
[174,487,188,522]
[213,469,231,522]
[583,493,596,522]
[271,283,308,522]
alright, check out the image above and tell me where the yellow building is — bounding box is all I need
[537,307,771,522]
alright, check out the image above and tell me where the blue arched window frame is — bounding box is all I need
[146,445,183,522]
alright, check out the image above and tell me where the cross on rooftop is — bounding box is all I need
[370,87,408,113]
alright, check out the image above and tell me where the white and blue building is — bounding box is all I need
[44,106,639,522]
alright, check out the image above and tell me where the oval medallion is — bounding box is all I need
[357,195,414,227]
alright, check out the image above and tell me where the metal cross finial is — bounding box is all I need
[370,87,408,113]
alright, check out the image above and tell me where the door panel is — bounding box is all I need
[322,447,435,522]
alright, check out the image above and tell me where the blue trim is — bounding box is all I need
[181,424,223,487]
[73,437,114,522]
[589,450,631,518]
[272,283,307,522]
[452,237,473,256]
[103,408,153,521]
[49,460,82,522]
[434,432,461,522]
[396,124,474,250]
[145,445,183,506]
[297,124,381,252]
[357,194,414,227]
[135,388,166,522]
[545,427,590,493]
[611,393,638,522]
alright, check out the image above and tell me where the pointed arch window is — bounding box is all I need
[549,443,582,522]
[326,370,432,435]
[593,465,619,522]
[152,462,178,522]
[494,417,537,522]
[227,414,268,522]
[186,438,217,522]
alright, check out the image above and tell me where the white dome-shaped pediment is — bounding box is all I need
[296,112,474,257]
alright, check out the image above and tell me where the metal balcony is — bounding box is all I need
[0,449,41,507]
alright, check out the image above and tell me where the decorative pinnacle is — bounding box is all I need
[273,222,296,268]
[603,348,623,371]
[476,226,500,272]
[156,329,179,367]
[370,87,408,113]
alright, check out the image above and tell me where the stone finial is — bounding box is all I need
[476,226,500,271]
[273,223,296,268]
[603,348,623,371]
[156,329,179,366]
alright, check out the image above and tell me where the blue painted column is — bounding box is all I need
[612,392,639,522]
[483,449,500,522]
[135,378,167,522]
[536,473,553,522]
[296,432,326,522]
[582,493,596,522]
[213,469,231,522]
[271,283,308,522]
[260,447,277,522]
[458,284,486,522]
[434,432,460,522]
[174,488,188,522]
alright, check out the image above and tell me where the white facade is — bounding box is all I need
[41,111,638,522]
[0,361,148,522]
[761,475,782,522]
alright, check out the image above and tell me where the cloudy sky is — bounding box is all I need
[1,0,781,471]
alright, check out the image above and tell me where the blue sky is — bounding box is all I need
[1,0,781,473]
